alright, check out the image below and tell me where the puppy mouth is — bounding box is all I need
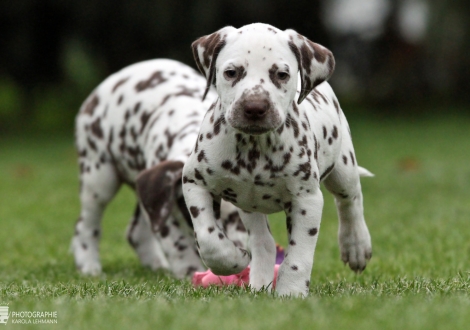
[236,125,272,135]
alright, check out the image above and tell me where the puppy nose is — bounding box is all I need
[244,101,267,120]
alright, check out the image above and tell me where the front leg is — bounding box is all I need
[276,190,324,297]
[238,211,277,290]
[183,183,251,275]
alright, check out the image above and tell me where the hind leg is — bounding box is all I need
[323,154,372,272]
[157,205,205,278]
[73,162,121,275]
[126,204,170,271]
[128,200,204,278]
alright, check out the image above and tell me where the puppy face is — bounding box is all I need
[192,23,335,136]
[215,25,299,135]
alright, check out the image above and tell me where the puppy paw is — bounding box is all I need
[202,246,252,276]
[339,222,372,272]
[72,238,102,276]
[78,261,102,276]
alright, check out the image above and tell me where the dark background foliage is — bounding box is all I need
[0,0,469,133]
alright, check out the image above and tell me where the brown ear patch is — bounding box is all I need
[287,31,335,104]
[192,33,226,78]
[192,27,236,100]
[308,40,335,77]
[136,161,184,233]
[195,32,223,73]
[192,35,227,100]
[309,41,327,64]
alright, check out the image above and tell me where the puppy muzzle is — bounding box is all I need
[229,93,281,135]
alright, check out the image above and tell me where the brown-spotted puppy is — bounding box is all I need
[183,23,373,296]
[73,59,247,278]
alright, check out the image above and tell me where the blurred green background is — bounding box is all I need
[1,2,470,327]
[0,0,469,134]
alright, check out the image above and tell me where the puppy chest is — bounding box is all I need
[212,174,289,214]
[192,152,296,213]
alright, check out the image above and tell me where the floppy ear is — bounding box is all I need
[285,30,335,104]
[136,160,184,234]
[192,26,236,100]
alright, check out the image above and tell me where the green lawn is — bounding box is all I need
[1,113,470,329]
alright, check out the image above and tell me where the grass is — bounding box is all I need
[1,112,470,329]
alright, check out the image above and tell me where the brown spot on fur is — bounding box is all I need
[194,168,207,185]
[87,137,97,152]
[311,41,327,63]
[212,200,222,220]
[160,224,170,238]
[112,77,129,93]
[333,99,340,113]
[213,116,226,135]
[160,86,200,106]
[308,228,318,236]
[292,102,300,116]
[222,160,233,170]
[350,151,356,166]
[197,150,207,162]
[230,65,247,87]
[140,111,151,134]
[320,164,335,181]
[82,95,99,116]
[286,113,299,138]
[332,126,338,139]
[268,64,282,88]
[135,71,167,92]
[293,162,311,181]
[190,206,200,218]
[90,117,104,139]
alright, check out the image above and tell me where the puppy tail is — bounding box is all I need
[358,166,374,178]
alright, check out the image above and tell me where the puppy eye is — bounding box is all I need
[277,72,289,80]
[224,69,237,79]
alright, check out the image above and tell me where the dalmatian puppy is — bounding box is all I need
[183,23,373,296]
[73,59,247,278]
